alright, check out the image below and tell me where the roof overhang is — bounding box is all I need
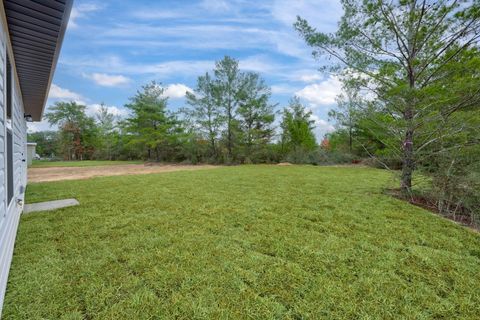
[3,0,73,121]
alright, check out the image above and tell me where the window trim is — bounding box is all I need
[5,54,14,209]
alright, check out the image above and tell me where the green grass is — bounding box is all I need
[30,160,144,168]
[4,166,480,319]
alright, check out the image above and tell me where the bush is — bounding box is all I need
[429,161,480,225]
[361,157,402,170]
[283,147,356,165]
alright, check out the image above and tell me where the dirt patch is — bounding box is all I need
[28,164,218,183]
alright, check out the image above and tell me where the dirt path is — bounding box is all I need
[28,164,218,183]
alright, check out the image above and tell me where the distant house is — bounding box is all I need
[0,0,72,311]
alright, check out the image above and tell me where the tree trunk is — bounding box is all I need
[209,129,216,159]
[348,126,352,153]
[401,108,414,195]
[226,92,233,162]
[402,49,416,196]
[227,114,232,161]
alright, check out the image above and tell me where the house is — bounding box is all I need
[0,0,72,311]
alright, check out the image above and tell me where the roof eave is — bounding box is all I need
[37,0,73,121]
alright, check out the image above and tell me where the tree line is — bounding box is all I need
[30,56,323,165]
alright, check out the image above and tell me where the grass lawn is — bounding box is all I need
[30,160,144,168]
[4,166,480,319]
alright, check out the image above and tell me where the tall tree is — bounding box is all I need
[329,89,361,153]
[185,72,222,159]
[184,57,277,163]
[124,81,183,161]
[295,0,480,195]
[214,56,243,162]
[280,97,317,154]
[236,72,276,161]
[95,103,118,160]
[45,101,97,160]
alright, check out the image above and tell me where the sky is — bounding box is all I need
[30,0,344,141]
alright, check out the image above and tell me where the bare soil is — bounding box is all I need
[28,164,218,183]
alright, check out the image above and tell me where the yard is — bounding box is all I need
[3,166,480,319]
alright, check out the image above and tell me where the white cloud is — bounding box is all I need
[86,73,131,87]
[298,73,323,83]
[201,0,231,12]
[267,0,342,60]
[295,76,343,108]
[267,31,312,59]
[132,9,187,20]
[69,3,103,28]
[99,23,311,59]
[271,84,297,95]
[270,0,342,32]
[28,103,128,133]
[240,55,279,74]
[86,103,128,117]
[28,121,52,133]
[62,55,213,79]
[162,84,193,99]
[29,84,84,132]
[48,84,84,101]
[310,114,335,140]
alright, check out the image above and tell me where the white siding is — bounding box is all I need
[0,10,27,312]
[0,33,4,238]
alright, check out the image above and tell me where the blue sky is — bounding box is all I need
[31,0,344,140]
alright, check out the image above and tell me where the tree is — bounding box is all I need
[329,89,361,154]
[95,103,118,160]
[124,81,183,161]
[185,72,222,159]
[280,97,317,154]
[27,131,59,158]
[214,56,243,162]
[185,56,277,163]
[44,101,98,160]
[295,0,480,195]
[236,72,276,162]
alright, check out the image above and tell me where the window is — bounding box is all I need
[6,131,12,206]
[6,55,13,206]
[6,56,11,121]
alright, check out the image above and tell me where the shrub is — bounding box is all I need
[283,147,356,165]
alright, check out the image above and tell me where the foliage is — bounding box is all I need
[94,103,120,160]
[44,102,98,160]
[123,81,184,161]
[213,56,243,162]
[27,131,59,158]
[418,109,480,222]
[184,56,277,164]
[184,72,222,160]
[328,89,362,154]
[295,0,480,194]
[280,97,317,160]
[236,72,276,163]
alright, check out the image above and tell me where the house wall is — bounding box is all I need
[0,5,27,311]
